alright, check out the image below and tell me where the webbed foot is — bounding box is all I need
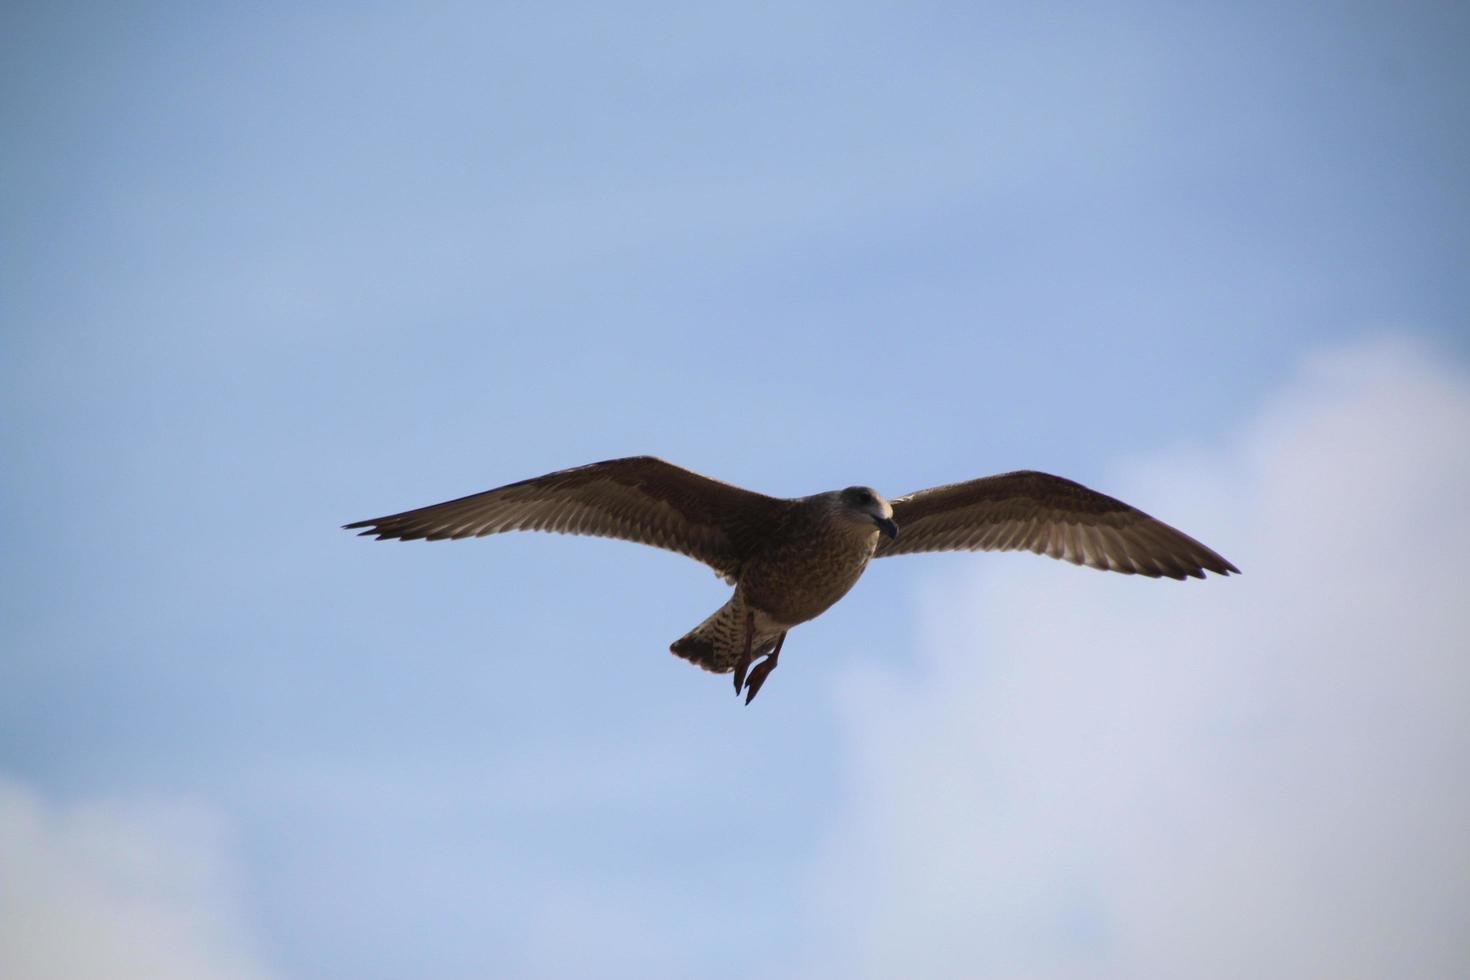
[732,609,756,696]
[743,632,786,705]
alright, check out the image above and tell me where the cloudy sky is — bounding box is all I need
[3,3,1468,978]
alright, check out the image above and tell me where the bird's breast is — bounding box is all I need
[739,530,878,626]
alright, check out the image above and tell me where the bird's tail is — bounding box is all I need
[670,600,777,674]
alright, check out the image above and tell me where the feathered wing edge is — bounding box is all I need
[876,470,1238,580]
[343,455,790,581]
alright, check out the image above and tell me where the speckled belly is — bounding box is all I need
[739,533,878,627]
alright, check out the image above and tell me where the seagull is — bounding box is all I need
[345,456,1237,703]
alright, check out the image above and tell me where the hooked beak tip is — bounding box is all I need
[874,516,899,540]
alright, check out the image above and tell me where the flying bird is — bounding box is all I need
[345,456,1237,703]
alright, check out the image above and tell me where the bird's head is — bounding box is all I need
[834,485,898,540]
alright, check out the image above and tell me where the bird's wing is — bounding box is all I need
[875,470,1238,580]
[344,456,787,581]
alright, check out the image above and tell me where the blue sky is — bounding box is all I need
[3,3,1468,978]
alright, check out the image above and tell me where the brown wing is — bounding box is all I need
[876,470,1238,580]
[344,456,789,581]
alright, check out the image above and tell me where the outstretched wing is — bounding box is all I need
[344,456,788,581]
[876,470,1238,580]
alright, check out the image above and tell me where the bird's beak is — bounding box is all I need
[873,516,899,540]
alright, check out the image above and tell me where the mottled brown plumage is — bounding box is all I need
[346,456,1237,703]
[344,456,785,584]
[876,470,1234,579]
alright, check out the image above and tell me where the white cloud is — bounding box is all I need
[0,777,278,980]
[798,336,1470,979]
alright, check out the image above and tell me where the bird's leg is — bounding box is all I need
[743,631,786,705]
[732,609,756,696]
